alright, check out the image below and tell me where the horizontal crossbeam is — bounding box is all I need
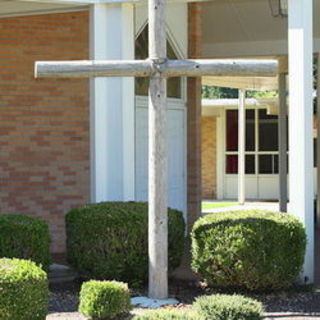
[35,59,278,78]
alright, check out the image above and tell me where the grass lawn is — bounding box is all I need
[202,201,236,211]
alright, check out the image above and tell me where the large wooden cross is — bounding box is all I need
[35,0,277,300]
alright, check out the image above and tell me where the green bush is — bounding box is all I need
[193,294,263,320]
[133,309,200,320]
[191,210,306,290]
[79,280,131,319]
[66,202,185,284]
[0,258,48,320]
[0,214,51,270]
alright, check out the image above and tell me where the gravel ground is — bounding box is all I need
[48,280,320,319]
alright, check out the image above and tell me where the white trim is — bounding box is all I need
[216,115,224,199]
[90,3,135,202]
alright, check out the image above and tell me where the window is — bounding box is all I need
[226,108,283,175]
[135,24,182,98]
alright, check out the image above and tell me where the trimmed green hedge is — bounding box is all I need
[191,210,306,290]
[133,310,200,320]
[79,280,131,319]
[0,214,51,270]
[193,294,263,320]
[0,258,48,320]
[66,202,185,284]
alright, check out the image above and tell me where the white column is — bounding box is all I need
[238,89,246,205]
[90,3,135,202]
[288,0,314,282]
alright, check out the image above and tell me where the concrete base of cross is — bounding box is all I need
[131,296,179,309]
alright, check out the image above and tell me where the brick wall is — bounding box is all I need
[0,11,90,253]
[187,3,202,230]
[201,116,217,199]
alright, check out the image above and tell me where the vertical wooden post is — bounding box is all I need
[238,89,246,205]
[148,0,168,299]
[278,73,288,212]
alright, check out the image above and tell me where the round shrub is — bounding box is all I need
[193,294,263,320]
[66,202,185,284]
[0,214,51,270]
[0,258,48,320]
[133,310,200,320]
[79,280,131,319]
[191,210,306,291]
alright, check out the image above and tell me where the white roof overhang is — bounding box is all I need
[202,75,279,91]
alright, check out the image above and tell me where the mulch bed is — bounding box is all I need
[49,279,320,317]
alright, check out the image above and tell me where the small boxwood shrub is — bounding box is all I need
[191,210,306,290]
[193,294,263,320]
[0,214,51,270]
[79,280,131,319]
[66,202,185,284]
[133,309,200,320]
[0,258,48,320]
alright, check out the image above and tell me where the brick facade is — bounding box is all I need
[201,116,217,199]
[187,3,202,230]
[0,11,90,253]
[0,5,204,252]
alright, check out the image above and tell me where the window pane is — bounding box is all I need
[259,155,272,174]
[226,155,255,174]
[135,25,181,98]
[226,110,238,151]
[226,155,238,173]
[258,109,278,151]
[246,109,255,151]
[274,155,279,174]
[246,155,255,174]
[226,109,256,152]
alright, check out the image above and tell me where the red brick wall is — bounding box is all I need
[201,116,217,199]
[0,11,90,253]
[187,3,202,230]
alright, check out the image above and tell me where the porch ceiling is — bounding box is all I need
[202,0,320,57]
[202,75,278,90]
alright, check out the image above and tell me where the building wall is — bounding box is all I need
[201,116,217,199]
[0,11,90,254]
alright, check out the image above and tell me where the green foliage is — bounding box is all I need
[66,202,185,284]
[133,309,200,320]
[202,85,277,100]
[202,85,238,99]
[0,214,51,270]
[0,258,48,320]
[193,294,263,320]
[191,210,306,291]
[79,280,131,320]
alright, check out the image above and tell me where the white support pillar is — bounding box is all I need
[288,0,314,283]
[238,89,246,205]
[90,3,135,202]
